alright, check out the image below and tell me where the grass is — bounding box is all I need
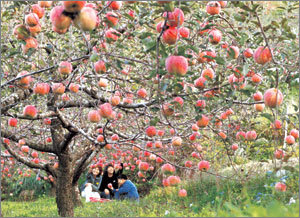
[2,170,299,217]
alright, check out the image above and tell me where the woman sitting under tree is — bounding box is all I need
[99,162,124,199]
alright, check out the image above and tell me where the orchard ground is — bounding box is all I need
[2,168,299,217]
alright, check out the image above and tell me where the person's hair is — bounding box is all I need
[118,174,127,180]
[91,166,103,176]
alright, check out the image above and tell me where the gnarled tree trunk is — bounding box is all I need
[72,183,83,207]
[56,152,74,217]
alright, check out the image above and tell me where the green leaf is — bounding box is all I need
[233,13,246,22]
[150,117,160,126]
[139,32,153,40]
[90,53,98,62]
[150,107,160,112]
[260,113,274,122]
[215,57,225,65]
[254,138,268,146]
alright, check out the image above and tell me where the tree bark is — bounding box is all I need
[56,152,74,217]
[72,183,83,207]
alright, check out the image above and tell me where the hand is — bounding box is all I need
[104,189,110,195]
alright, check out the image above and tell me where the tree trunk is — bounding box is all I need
[72,183,83,207]
[56,153,74,217]
[49,182,56,197]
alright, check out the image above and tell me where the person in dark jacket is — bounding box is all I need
[99,162,123,199]
[80,166,103,194]
[112,174,139,201]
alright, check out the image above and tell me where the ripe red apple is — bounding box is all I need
[38,1,52,8]
[227,46,239,59]
[33,158,39,164]
[253,91,263,101]
[44,118,51,125]
[99,103,113,118]
[251,74,262,84]
[13,24,30,40]
[23,105,37,118]
[194,77,206,89]
[88,110,101,123]
[46,137,52,143]
[231,144,238,151]
[275,182,286,192]
[31,151,38,158]
[105,29,120,41]
[110,95,121,106]
[218,1,227,8]
[163,27,178,45]
[161,163,175,173]
[208,29,222,44]
[290,129,299,139]
[206,1,221,15]
[17,71,32,86]
[198,160,210,171]
[145,126,156,137]
[264,88,283,108]
[172,137,182,147]
[179,27,190,38]
[74,7,98,31]
[196,100,206,108]
[138,162,149,171]
[58,61,72,75]
[162,103,175,116]
[178,189,187,197]
[22,37,39,54]
[8,118,18,127]
[273,120,282,129]
[236,131,246,140]
[285,135,295,145]
[201,68,215,80]
[196,115,209,127]
[274,149,284,159]
[173,97,184,106]
[106,12,119,27]
[69,83,79,93]
[254,46,272,65]
[21,146,30,153]
[165,56,188,76]
[28,24,41,37]
[163,8,184,27]
[97,135,104,142]
[185,161,193,168]
[218,132,227,139]
[137,88,147,98]
[254,103,265,112]
[98,79,108,88]
[111,134,119,141]
[246,130,257,141]
[25,13,39,27]
[243,48,253,58]
[225,108,234,116]
[63,1,86,13]
[31,4,45,19]
[50,6,72,31]
[94,60,106,74]
[52,83,65,94]
[108,1,122,10]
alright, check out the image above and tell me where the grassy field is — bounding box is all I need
[2,170,299,217]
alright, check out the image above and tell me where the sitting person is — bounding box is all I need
[112,174,139,201]
[99,162,123,199]
[80,166,103,200]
